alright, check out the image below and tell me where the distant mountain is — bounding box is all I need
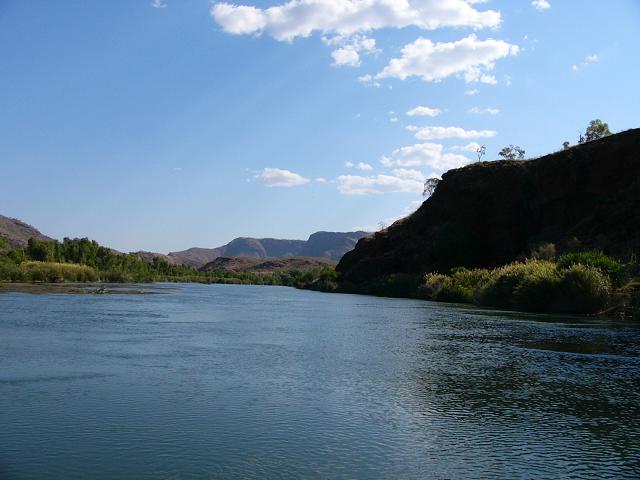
[167,231,369,268]
[201,256,336,273]
[301,231,369,260]
[133,251,178,265]
[1,211,369,268]
[0,214,53,248]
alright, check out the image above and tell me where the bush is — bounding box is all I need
[557,251,624,285]
[475,260,559,311]
[21,262,99,283]
[554,264,611,313]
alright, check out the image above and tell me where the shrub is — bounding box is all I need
[554,264,611,313]
[21,262,99,283]
[475,260,559,311]
[557,251,624,285]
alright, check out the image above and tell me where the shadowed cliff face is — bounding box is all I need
[337,129,640,286]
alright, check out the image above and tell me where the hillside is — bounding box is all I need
[201,256,336,274]
[0,214,53,248]
[337,129,640,289]
[168,231,368,268]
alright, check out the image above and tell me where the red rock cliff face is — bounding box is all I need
[337,129,640,286]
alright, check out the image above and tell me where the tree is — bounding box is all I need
[498,145,526,160]
[581,119,612,143]
[562,141,571,150]
[476,145,486,162]
[423,177,440,197]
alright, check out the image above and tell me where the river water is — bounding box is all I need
[1,284,638,479]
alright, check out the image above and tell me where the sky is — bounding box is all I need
[1,1,639,253]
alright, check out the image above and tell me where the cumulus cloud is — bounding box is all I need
[410,125,496,140]
[380,143,471,170]
[255,168,310,187]
[345,161,374,171]
[406,106,441,117]
[328,34,377,67]
[211,0,501,42]
[337,173,424,195]
[371,34,519,84]
[531,0,551,10]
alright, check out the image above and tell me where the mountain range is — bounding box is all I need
[0,214,368,268]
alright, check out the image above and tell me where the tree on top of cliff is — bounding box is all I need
[498,145,526,160]
[581,119,612,143]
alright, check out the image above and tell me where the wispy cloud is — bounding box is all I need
[408,126,497,140]
[572,53,600,71]
[336,173,424,195]
[345,161,374,171]
[151,0,167,8]
[468,106,500,115]
[531,0,551,11]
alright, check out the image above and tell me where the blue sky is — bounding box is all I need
[1,1,638,253]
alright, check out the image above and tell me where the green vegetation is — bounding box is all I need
[581,119,612,143]
[331,251,637,317]
[0,236,333,288]
[417,253,634,315]
[498,144,526,160]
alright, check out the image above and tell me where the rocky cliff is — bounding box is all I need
[337,129,640,288]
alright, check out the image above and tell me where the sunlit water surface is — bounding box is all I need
[1,284,639,479]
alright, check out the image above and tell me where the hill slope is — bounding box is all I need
[0,215,53,248]
[168,231,368,267]
[337,129,640,288]
[201,256,336,273]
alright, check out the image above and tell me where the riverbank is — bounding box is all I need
[306,254,640,321]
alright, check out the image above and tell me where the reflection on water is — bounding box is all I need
[0,284,638,479]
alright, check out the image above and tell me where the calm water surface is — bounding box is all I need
[1,284,639,479]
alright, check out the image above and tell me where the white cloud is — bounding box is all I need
[406,106,441,117]
[465,88,479,95]
[572,53,600,72]
[451,142,482,153]
[151,0,167,7]
[315,177,328,183]
[391,168,425,181]
[531,0,551,11]
[211,0,501,42]
[381,143,471,170]
[329,34,378,67]
[468,106,499,114]
[411,125,496,140]
[255,167,310,187]
[345,161,374,171]
[373,34,519,84]
[337,173,424,195]
[332,46,361,67]
[389,116,399,123]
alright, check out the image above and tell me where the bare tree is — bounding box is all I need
[476,145,486,162]
[562,141,571,150]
